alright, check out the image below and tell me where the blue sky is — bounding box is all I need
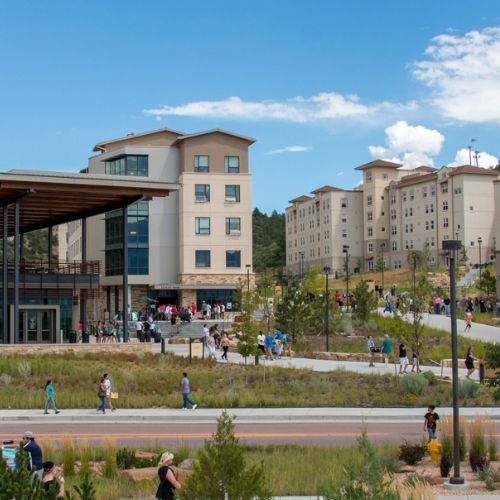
[1,1,500,213]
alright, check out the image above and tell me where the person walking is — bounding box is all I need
[97,376,107,414]
[465,346,476,379]
[43,380,60,415]
[464,310,472,333]
[257,330,266,355]
[22,431,43,480]
[399,343,409,374]
[156,451,181,500]
[381,334,392,367]
[103,373,116,412]
[265,331,274,360]
[181,372,197,410]
[423,405,440,442]
[367,335,376,367]
[220,333,230,361]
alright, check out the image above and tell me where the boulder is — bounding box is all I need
[135,450,159,460]
[398,465,416,473]
[121,466,158,481]
[425,475,445,485]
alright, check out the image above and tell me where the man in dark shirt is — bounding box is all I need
[423,405,440,442]
[23,431,43,479]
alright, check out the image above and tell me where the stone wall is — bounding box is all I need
[0,343,152,355]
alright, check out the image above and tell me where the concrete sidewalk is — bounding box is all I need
[2,407,499,424]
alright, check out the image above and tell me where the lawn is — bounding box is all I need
[0,351,495,409]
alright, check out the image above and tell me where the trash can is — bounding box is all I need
[154,330,162,343]
[69,331,77,344]
[82,332,90,344]
[255,355,259,365]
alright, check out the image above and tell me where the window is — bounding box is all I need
[470,206,474,211]
[409,190,414,201]
[367,211,373,221]
[368,243,373,253]
[425,221,429,230]
[195,217,210,235]
[390,209,397,220]
[341,198,348,208]
[382,173,388,180]
[422,186,427,198]
[226,250,241,267]
[225,185,240,202]
[105,155,148,177]
[425,205,429,213]
[367,195,373,206]
[404,208,408,218]
[431,237,435,247]
[402,191,407,202]
[367,227,373,237]
[410,223,413,233]
[341,214,347,223]
[454,187,462,195]
[224,156,240,173]
[196,250,211,268]
[409,208,413,216]
[405,224,409,234]
[405,240,409,249]
[390,194,396,204]
[195,184,210,202]
[431,220,434,230]
[443,217,449,228]
[470,241,475,246]
[342,229,347,238]
[430,203,434,213]
[430,185,436,196]
[194,155,209,172]
[441,182,448,193]
[391,225,397,236]
[442,201,448,211]
[366,171,372,182]
[225,217,241,235]
[391,241,397,251]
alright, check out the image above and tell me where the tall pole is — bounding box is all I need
[450,247,463,484]
[300,252,304,281]
[246,264,251,293]
[324,266,330,352]
[122,205,129,343]
[346,253,350,311]
[381,244,385,292]
[2,207,8,344]
[13,202,20,343]
[478,237,482,282]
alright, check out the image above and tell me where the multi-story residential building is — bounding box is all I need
[67,127,255,317]
[286,161,498,278]
[286,186,363,276]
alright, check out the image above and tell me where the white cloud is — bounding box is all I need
[449,148,498,168]
[266,145,312,155]
[368,121,445,168]
[412,27,500,123]
[144,93,417,123]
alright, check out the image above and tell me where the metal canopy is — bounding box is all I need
[0,170,179,235]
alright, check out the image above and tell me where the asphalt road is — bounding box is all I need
[2,420,499,448]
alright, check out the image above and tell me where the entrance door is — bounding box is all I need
[20,310,55,343]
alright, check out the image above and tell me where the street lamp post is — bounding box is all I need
[380,243,385,293]
[245,264,251,293]
[442,239,464,486]
[343,245,350,311]
[477,237,482,282]
[299,251,305,281]
[323,266,331,352]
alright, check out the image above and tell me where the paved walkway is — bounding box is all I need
[378,308,500,344]
[158,343,480,381]
[1,407,499,424]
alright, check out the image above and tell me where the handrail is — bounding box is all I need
[3,260,100,275]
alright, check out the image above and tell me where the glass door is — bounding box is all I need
[20,310,55,343]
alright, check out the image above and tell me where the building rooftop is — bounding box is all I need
[448,165,499,177]
[174,128,256,144]
[355,159,402,171]
[288,195,313,204]
[396,172,438,187]
[310,185,344,194]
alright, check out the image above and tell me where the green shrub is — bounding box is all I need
[116,448,135,470]
[469,416,488,472]
[458,378,479,398]
[398,441,426,465]
[399,374,429,396]
[422,371,437,386]
[17,360,31,377]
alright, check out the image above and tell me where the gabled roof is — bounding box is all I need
[448,165,499,177]
[310,185,344,194]
[288,195,313,204]
[414,166,437,173]
[397,172,437,187]
[93,127,186,152]
[355,159,402,171]
[174,128,256,145]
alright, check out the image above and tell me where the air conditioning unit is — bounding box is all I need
[229,229,241,235]
[225,196,237,202]
[196,196,208,202]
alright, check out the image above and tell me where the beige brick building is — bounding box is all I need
[287,160,498,279]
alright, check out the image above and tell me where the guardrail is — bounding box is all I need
[6,260,100,275]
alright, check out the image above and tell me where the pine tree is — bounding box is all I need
[180,411,271,500]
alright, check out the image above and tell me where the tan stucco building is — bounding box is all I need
[67,127,255,316]
[286,160,499,279]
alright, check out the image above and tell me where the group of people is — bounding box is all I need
[366,334,477,378]
[202,323,231,361]
[257,328,291,360]
[135,318,162,342]
[88,321,123,343]
[334,291,357,311]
